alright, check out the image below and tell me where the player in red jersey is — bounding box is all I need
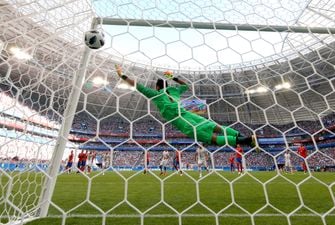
[173,149,183,175]
[65,150,74,173]
[229,153,235,173]
[235,144,244,175]
[297,143,308,173]
[143,150,150,174]
[76,150,84,173]
[81,151,88,172]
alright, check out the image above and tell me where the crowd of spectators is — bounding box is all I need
[69,111,335,138]
[0,92,60,129]
[0,135,54,161]
[308,148,335,169]
[1,91,335,172]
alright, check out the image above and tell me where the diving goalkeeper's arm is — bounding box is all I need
[115,64,135,86]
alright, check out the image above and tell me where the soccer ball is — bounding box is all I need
[84,30,105,49]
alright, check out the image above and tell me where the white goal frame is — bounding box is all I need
[37,18,100,218]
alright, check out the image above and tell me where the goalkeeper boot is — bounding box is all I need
[236,136,252,145]
[236,135,259,151]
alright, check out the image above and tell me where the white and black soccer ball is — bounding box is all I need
[84,30,105,49]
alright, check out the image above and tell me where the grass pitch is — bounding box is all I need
[3,171,335,225]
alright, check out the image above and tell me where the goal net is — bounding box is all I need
[0,0,335,225]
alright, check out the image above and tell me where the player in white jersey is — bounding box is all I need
[86,151,96,175]
[102,151,111,175]
[284,150,293,174]
[159,150,170,176]
[195,145,209,178]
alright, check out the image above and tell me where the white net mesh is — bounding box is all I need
[1,0,335,225]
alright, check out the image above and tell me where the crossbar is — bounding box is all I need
[98,17,335,34]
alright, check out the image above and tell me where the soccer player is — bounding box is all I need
[115,65,256,148]
[229,153,235,173]
[235,144,244,175]
[102,151,111,175]
[81,151,88,172]
[173,149,183,175]
[86,151,96,175]
[276,155,285,172]
[284,150,293,174]
[143,150,150,174]
[76,150,84,173]
[297,144,308,173]
[95,152,103,170]
[65,150,74,174]
[159,149,170,176]
[195,145,209,178]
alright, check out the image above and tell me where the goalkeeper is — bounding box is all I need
[115,65,256,147]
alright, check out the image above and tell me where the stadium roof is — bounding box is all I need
[0,0,335,123]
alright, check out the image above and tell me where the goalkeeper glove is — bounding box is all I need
[164,70,179,82]
[164,71,174,79]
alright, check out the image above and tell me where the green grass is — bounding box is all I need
[1,171,335,225]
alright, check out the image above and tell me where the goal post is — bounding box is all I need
[37,19,99,218]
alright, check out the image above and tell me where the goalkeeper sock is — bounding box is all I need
[216,136,237,146]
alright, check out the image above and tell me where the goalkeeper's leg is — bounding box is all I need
[212,134,255,147]
[212,126,255,147]
[214,125,239,137]
[213,125,256,147]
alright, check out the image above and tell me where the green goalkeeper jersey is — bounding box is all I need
[136,83,228,144]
